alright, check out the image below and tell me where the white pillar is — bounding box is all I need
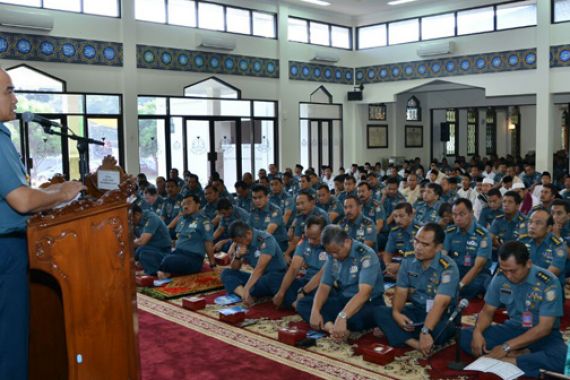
[535,0,554,172]
[121,0,140,174]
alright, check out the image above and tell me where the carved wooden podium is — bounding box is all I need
[27,181,140,380]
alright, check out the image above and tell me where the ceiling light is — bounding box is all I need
[300,0,331,6]
[388,0,417,5]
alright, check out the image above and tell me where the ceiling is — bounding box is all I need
[279,0,513,18]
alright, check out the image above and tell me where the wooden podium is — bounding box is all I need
[27,184,140,380]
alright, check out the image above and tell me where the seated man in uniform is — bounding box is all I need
[221,221,287,306]
[444,198,493,299]
[161,179,183,239]
[461,241,567,378]
[550,199,570,278]
[382,202,421,278]
[157,194,216,278]
[213,198,250,252]
[375,223,460,355]
[316,184,344,224]
[490,190,526,249]
[478,188,503,229]
[338,195,377,251]
[269,177,295,226]
[296,225,384,340]
[131,204,172,276]
[142,185,165,214]
[273,216,327,310]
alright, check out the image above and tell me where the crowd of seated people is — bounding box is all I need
[130,153,570,377]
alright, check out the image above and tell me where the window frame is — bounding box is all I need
[133,0,277,40]
[0,0,121,18]
[552,0,570,24]
[356,0,537,50]
[287,16,353,51]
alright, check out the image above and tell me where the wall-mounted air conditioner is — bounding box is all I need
[417,41,455,58]
[0,9,53,32]
[311,51,340,63]
[198,34,236,51]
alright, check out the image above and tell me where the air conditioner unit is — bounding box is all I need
[198,34,236,51]
[417,41,455,58]
[311,52,340,63]
[0,9,53,32]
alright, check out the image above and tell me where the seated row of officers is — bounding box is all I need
[130,177,570,378]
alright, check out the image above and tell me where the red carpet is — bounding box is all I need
[138,309,323,380]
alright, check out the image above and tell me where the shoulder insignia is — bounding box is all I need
[518,234,529,239]
[517,215,525,222]
[439,258,450,269]
[391,226,400,232]
[537,271,551,284]
[446,225,457,233]
[475,227,486,237]
[357,246,366,254]
[496,214,505,219]
[551,235,562,245]
[413,223,421,231]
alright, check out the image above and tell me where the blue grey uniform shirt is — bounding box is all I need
[444,222,492,277]
[242,229,287,273]
[161,194,183,225]
[339,214,377,251]
[249,202,288,243]
[137,210,172,251]
[485,265,563,329]
[317,195,344,223]
[175,212,213,256]
[490,212,527,243]
[0,122,28,234]
[321,240,384,299]
[520,233,567,282]
[293,237,327,279]
[292,206,330,238]
[385,223,421,257]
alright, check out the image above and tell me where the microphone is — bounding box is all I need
[22,112,62,129]
[447,298,469,322]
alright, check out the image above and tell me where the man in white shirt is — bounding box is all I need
[321,166,335,191]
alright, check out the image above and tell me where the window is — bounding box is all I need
[485,108,496,156]
[253,12,275,38]
[0,0,119,17]
[406,96,421,122]
[457,7,494,35]
[388,18,419,45]
[497,0,536,30]
[446,109,458,156]
[331,26,350,49]
[467,109,478,156]
[167,0,197,27]
[227,7,251,35]
[136,0,166,23]
[310,21,329,46]
[198,2,224,31]
[289,17,351,49]
[44,0,81,12]
[288,17,308,43]
[422,13,455,40]
[554,0,570,23]
[358,24,387,49]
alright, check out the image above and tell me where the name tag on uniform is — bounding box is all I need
[426,299,434,313]
[319,251,327,261]
[464,255,473,267]
[408,272,418,278]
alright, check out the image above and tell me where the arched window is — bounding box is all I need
[184,77,240,99]
[406,96,421,121]
[7,64,65,92]
[310,86,333,104]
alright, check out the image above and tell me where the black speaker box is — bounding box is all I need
[440,122,450,142]
[347,91,363,101]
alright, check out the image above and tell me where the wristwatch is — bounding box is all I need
[421,326,432,335]
[337,311,348,320]
[502,342,511,353]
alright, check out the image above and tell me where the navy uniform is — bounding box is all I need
[374,253,460,346]
[338,214,377,251]
[337,189,356,205]
[0,122,30,379]
[235,193,253,212]
[249,203,289,252]
[478,206,504,229]
[270,191,295,222]
[221,230,287,297]
[218,206,251,241]
[361,198,386,226]
[159,212,213,275]
[135,210,172,275]
[490,212,527,244]
[285,180,299,195]
[281,238,328,308]
[384,223,422,262]
[291,207,330,239]
[444,222,492,298]
[141,196,165,215]
[317,196,344,224]
[461,266,566,378]
[414,200,443,226]
[521,172,542,188]
[560,221,570,277]
[297,241,385,332]
[441,190,458,204]
[379,192,407,249]
[181,186,205,206]
[519,233,567,284]
[161,194,183,228]
[201,200,219,221]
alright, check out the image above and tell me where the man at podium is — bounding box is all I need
[0,68,84,379]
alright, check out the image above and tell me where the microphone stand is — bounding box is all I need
[41,124,104,185]
[430,292,466,370]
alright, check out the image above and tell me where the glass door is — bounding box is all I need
[214,119,238,187]
[185,119,211,187]
[308,119,334,172]
[25,116,65,187]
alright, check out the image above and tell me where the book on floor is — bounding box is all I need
[464,357,524,380]
[215,294,242,305]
